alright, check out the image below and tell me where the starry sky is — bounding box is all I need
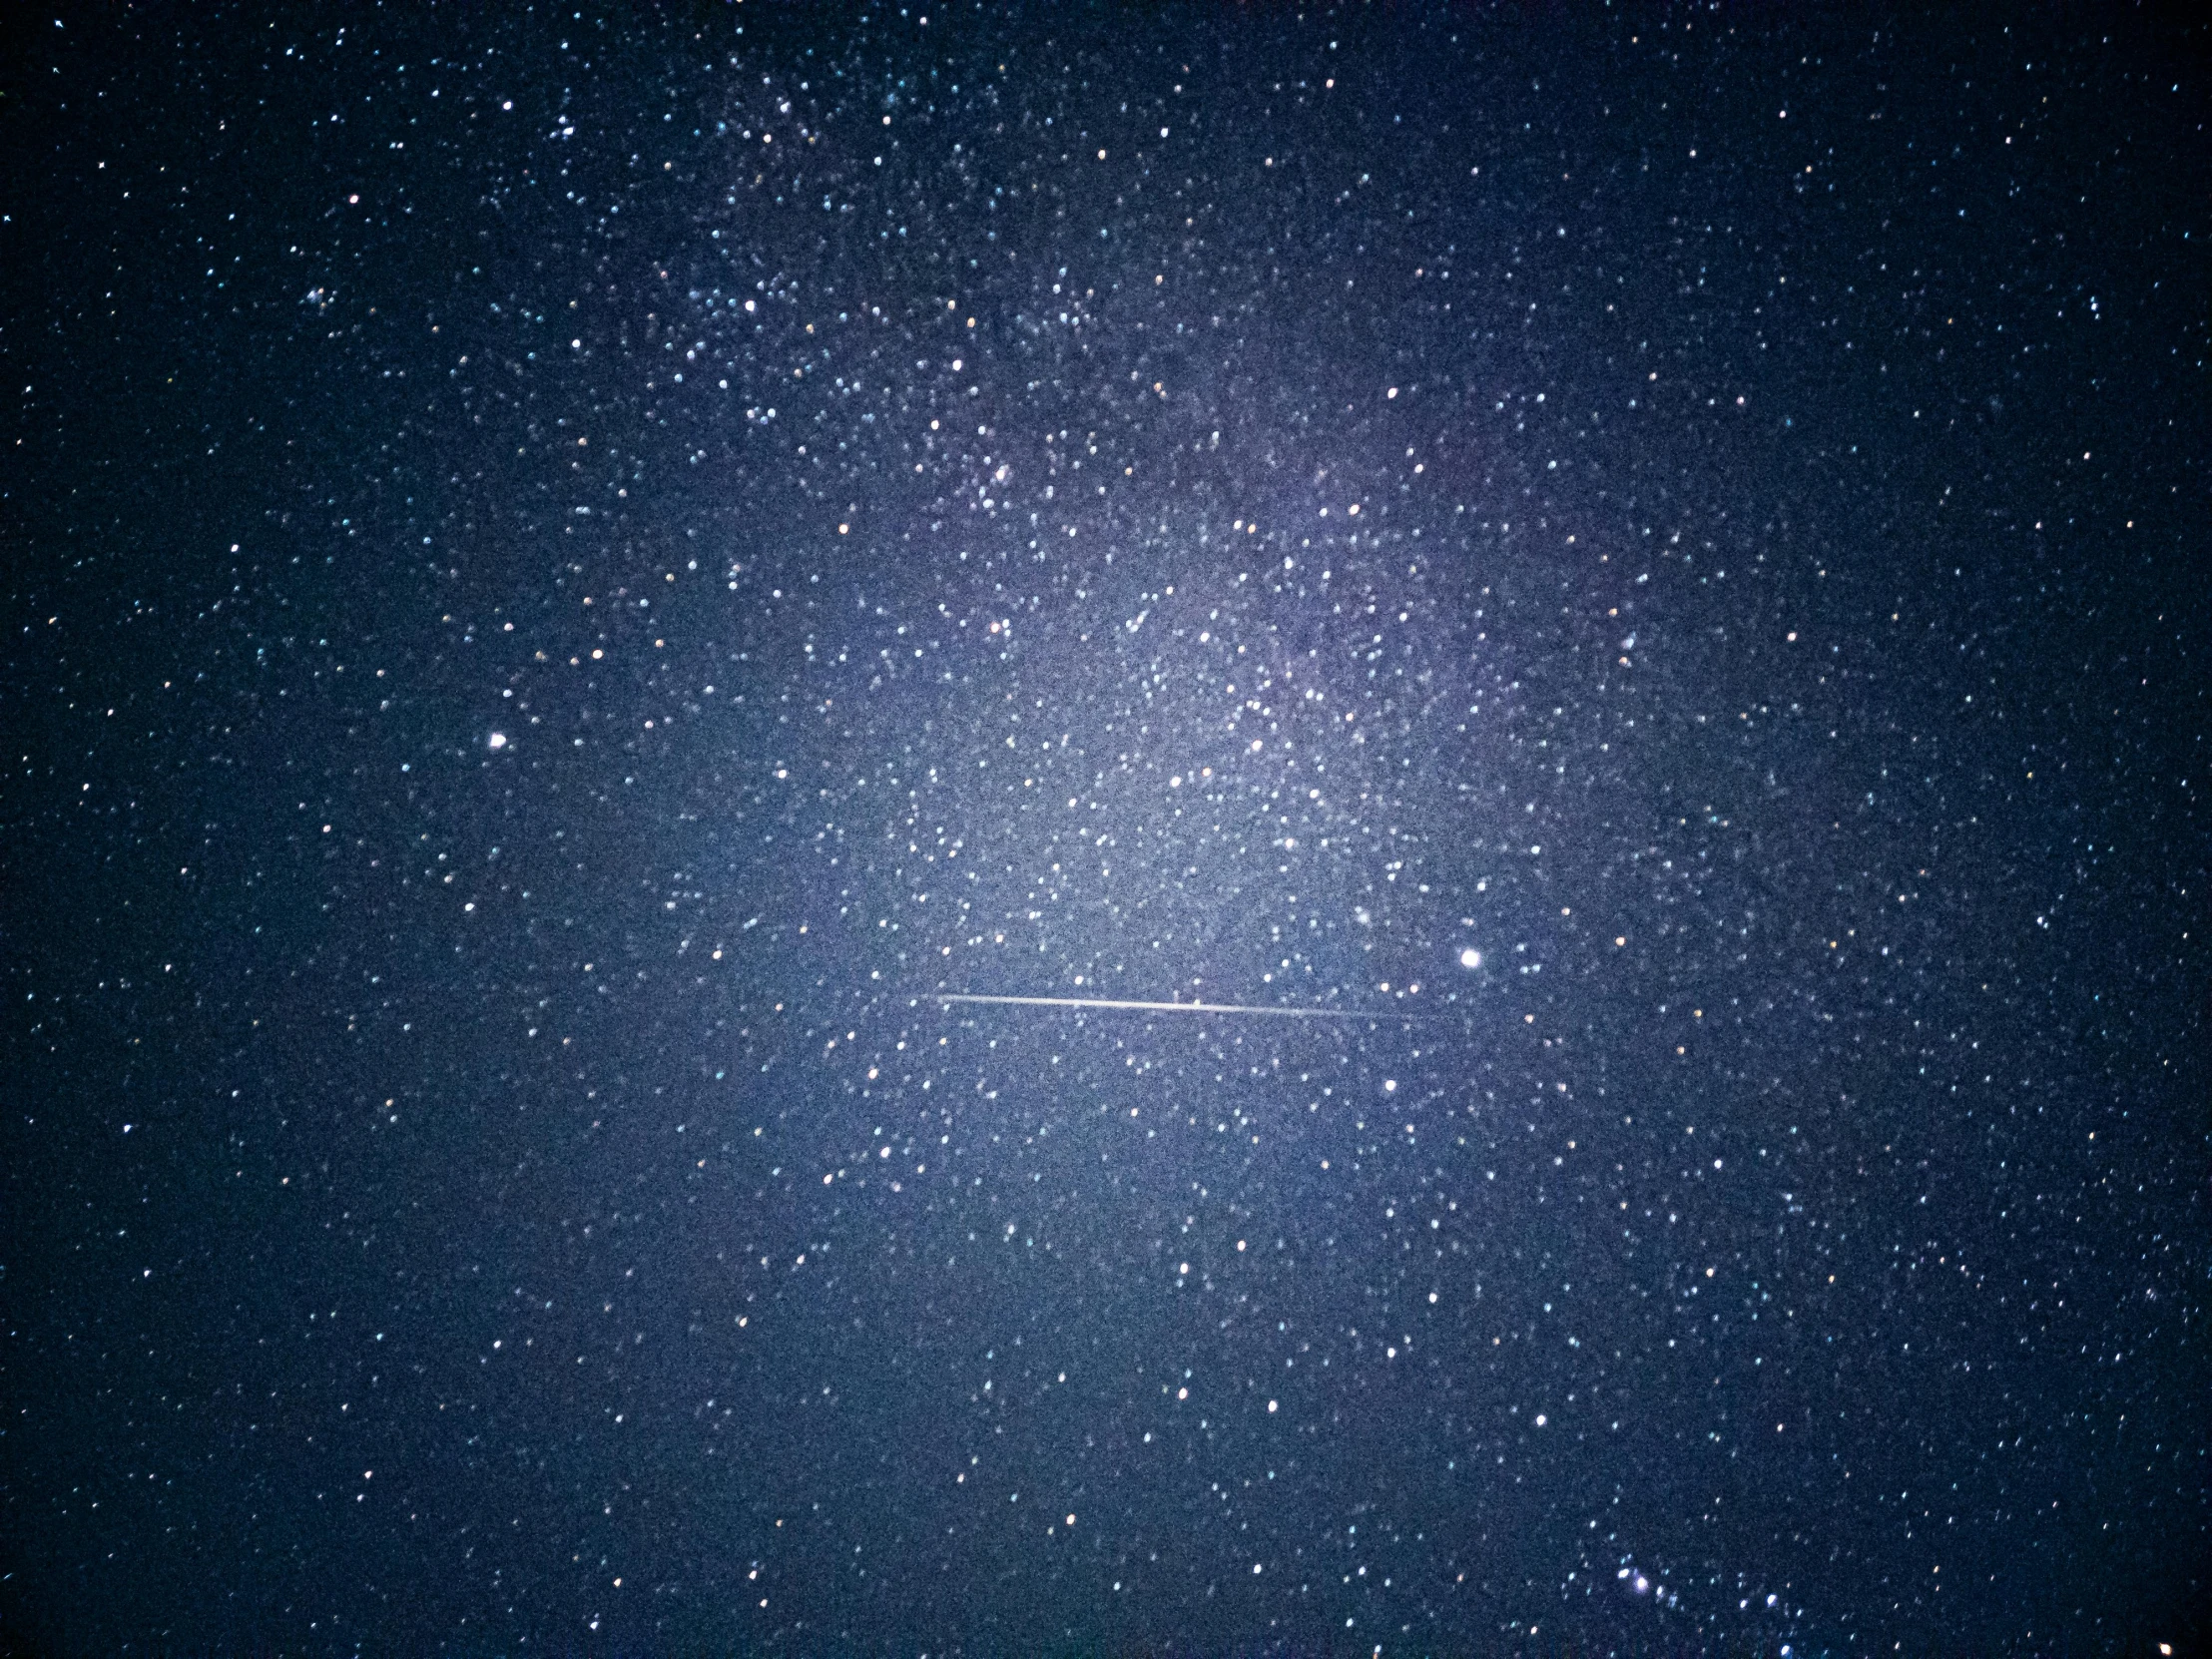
[4,4,2206,1654]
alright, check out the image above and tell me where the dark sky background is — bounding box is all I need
[4,4,2206,1654]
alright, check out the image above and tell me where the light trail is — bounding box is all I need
[928,992,1437,1021]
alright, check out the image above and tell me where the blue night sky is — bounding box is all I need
[5,5,2205,1654]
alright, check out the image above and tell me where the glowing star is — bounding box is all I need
[487,732,508,751]
[1459,947,1481,969]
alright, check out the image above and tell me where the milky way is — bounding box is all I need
[7,5,2204,1654]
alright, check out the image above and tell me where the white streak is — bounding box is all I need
[930,992,1416,1020]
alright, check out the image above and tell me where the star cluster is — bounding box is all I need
[5,5,2204,1654]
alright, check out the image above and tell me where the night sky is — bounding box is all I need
[5,5,2207,1654]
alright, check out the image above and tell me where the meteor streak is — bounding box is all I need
[929,992,1431,1021]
